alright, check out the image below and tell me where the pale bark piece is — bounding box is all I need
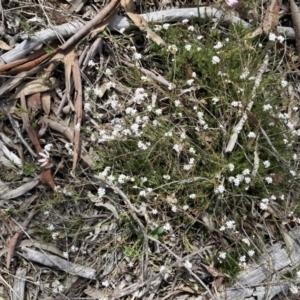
[0,8,295,66]
[0,178,40,200]
[22,247,96,279]
[0,140,22,167]
[12,268,26,300]
[290,0,300,54]
[221,228,300,299]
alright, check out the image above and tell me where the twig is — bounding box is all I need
[225,51,270,153]
[0,101,37,158]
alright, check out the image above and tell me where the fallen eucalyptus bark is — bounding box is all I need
[0,8,295,66]
[22,247,96,279]
[220,228,300,300]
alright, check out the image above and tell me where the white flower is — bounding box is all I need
[239,255,246,262]
[197,35,204,40]
[265,176,273,184]
[98,187,106,198]
[220,226,226,231]
[185,44,192,51]
[242,238,250,246]
[168,83,174,90]
[214,184,225,194]
[163,222,172,231]
[189,147,196,154]
[228,163,235,171]
[70,245,78,252]
[290,170,297,176]
[248,250,255,257]
[263,104,272,111]
[163,23,170,30]
[174,100,181,107]
[281,79,288,88]
[188,26,195,31]
[44,144,53,151]
[212,56,220,64]
[84,102,91,112]
[244,177,251,184]
[184,260,192,269]
[105,68,112,76]
[160,266,166,272]
[212,97,219,104]
[192,72,197,78]
[219,251,226,259]
[47,224,55,231]
[189,193,196,199]
[118,174,128,184]
[74,123,80,131]
[263,160,270,168]
[171,206,177,212]
[102,280,110,287]
[242,169,250,175]
[133,52,142,60]
[269,32,276,41]
[231,101,241,107]
[167,45,178,54]
[277,35,285,43]
[152,209,158,215]
[182,19,189,24]
[88,60,95,67]
[38,149,50,167]
[225,220,235,229]
[163,174,171,180]
[289,284,298,294]
[248,132,256,138]
[182,205,189,211]
[240,68,250,79]
[173,144,182,153]
[155,109,162,115]
[187,79,194,86]
[214,41,223,49]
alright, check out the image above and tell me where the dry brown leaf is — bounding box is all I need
[41,92,51,115]
[0,40,11,50]
[245,27,263,39]
[121,0,135,12]
[127,12,165,46]
[10,77,60,99]
[64,50,75,104]
[263,0,280,33]
[27,92,41,111]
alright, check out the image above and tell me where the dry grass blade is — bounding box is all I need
[290,0,300,54]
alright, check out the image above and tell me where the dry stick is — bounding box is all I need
[0,102,37,158]
[122,59,172,87]
[0,48,46,73]
[148,236,217,300]
[6,208,37,269]
[60,0,120,51]
[112,246,214,298]
[225,51,270,153]
[72,57,83,172]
